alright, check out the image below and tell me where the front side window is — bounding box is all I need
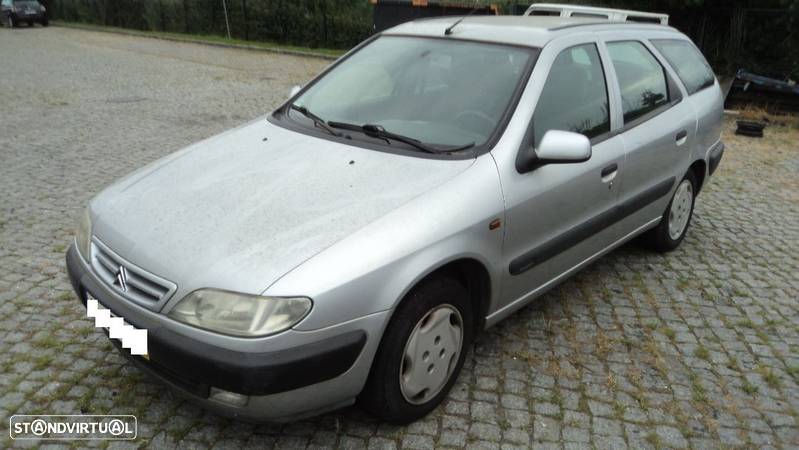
[652,39,715,95]
[533,43,610,147]
[287,36,537,150]
[607,41,670,123]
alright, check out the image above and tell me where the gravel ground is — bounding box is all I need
[2,26,799,449]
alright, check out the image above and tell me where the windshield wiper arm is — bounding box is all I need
[289,104,341,137]
[327,122,474,154]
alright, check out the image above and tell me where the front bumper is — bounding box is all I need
[11,12,46,21]
[66,244,386,422]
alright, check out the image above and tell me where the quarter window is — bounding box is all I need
[607,41,670,123]
[652,39,715,95]
[533,44,610,147]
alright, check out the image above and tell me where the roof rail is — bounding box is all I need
[524,3,669,25]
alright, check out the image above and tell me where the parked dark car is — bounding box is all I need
[1,0,48,27]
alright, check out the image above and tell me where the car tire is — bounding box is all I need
[645,170,697,252]
[41,19,48,26]
[359,276,473,423]
[27,20,33,27]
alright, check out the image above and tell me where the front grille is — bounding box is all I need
[90,238,177,306]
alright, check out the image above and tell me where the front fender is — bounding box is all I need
[265,155,505,331]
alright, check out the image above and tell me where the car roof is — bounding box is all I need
[384,16,682,48]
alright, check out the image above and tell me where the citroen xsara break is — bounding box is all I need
[66,6,724,423]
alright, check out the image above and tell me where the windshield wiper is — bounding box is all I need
[289,104,341,137]
[327,121,474,154]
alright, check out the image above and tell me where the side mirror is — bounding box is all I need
[288,85,302,99]
[516,130,591,173]
[536,130,592,163]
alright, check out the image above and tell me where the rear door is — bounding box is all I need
[651,38,724,164]
[600,37,696,236]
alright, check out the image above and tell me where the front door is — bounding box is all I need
[495,41,625,318]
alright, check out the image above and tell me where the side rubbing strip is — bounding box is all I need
[508,208,617,275]
[509,176,676,275]
[618,177,675,220]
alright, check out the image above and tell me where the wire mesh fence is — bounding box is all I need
[49,0,374,50]
[45,0,799,78]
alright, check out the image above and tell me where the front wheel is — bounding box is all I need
[644,171,697,252]
[41,19,48,26]
[359,277,473,423]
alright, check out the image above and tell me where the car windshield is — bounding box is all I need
[289,36,537,149]
[13,1,39,5]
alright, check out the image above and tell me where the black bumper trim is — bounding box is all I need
[509,176,675,275]
[66,245,366,396]
[709,141,724,176]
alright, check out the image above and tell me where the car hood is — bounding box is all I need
[91,118,474,306]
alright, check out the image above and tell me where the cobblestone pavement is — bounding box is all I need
[2,26,799,450]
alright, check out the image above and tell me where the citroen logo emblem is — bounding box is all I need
[114,266,129,292]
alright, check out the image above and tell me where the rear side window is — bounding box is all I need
[607,41,670,123]
[533,44,610,147]
[652,39,715,95]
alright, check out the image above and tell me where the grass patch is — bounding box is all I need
[691,380,707,403]
[34,334,64,350]
[613,402,626,420]
[736,319,755,329]
[52,244,66,253]
[694,345,711,361]
[53,21,345,58]
[646,432,664,448]
[758,366,781,389]
[765,318,782,328]
[786,365,799,381]
[731,287,749,297]
[33,354,58,370]
[742,380,758,395]
[660,326,676,341]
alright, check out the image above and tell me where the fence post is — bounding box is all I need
[222,0,231,39]
[183,0,189,32]
[158,0,166,31]
[241,0,249,41]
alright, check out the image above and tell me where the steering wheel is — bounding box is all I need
[455,109,496,133]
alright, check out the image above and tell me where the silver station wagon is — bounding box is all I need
[66,5,724,423]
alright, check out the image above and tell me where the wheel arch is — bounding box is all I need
[388,257,493,337]
[689,159,707,194]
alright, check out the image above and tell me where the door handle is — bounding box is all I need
[601,163,618,186]
[676,130,688,146]
[601,163,618,178]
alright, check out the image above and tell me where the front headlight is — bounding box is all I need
[167,289,312,337]
[75,207,92,259]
